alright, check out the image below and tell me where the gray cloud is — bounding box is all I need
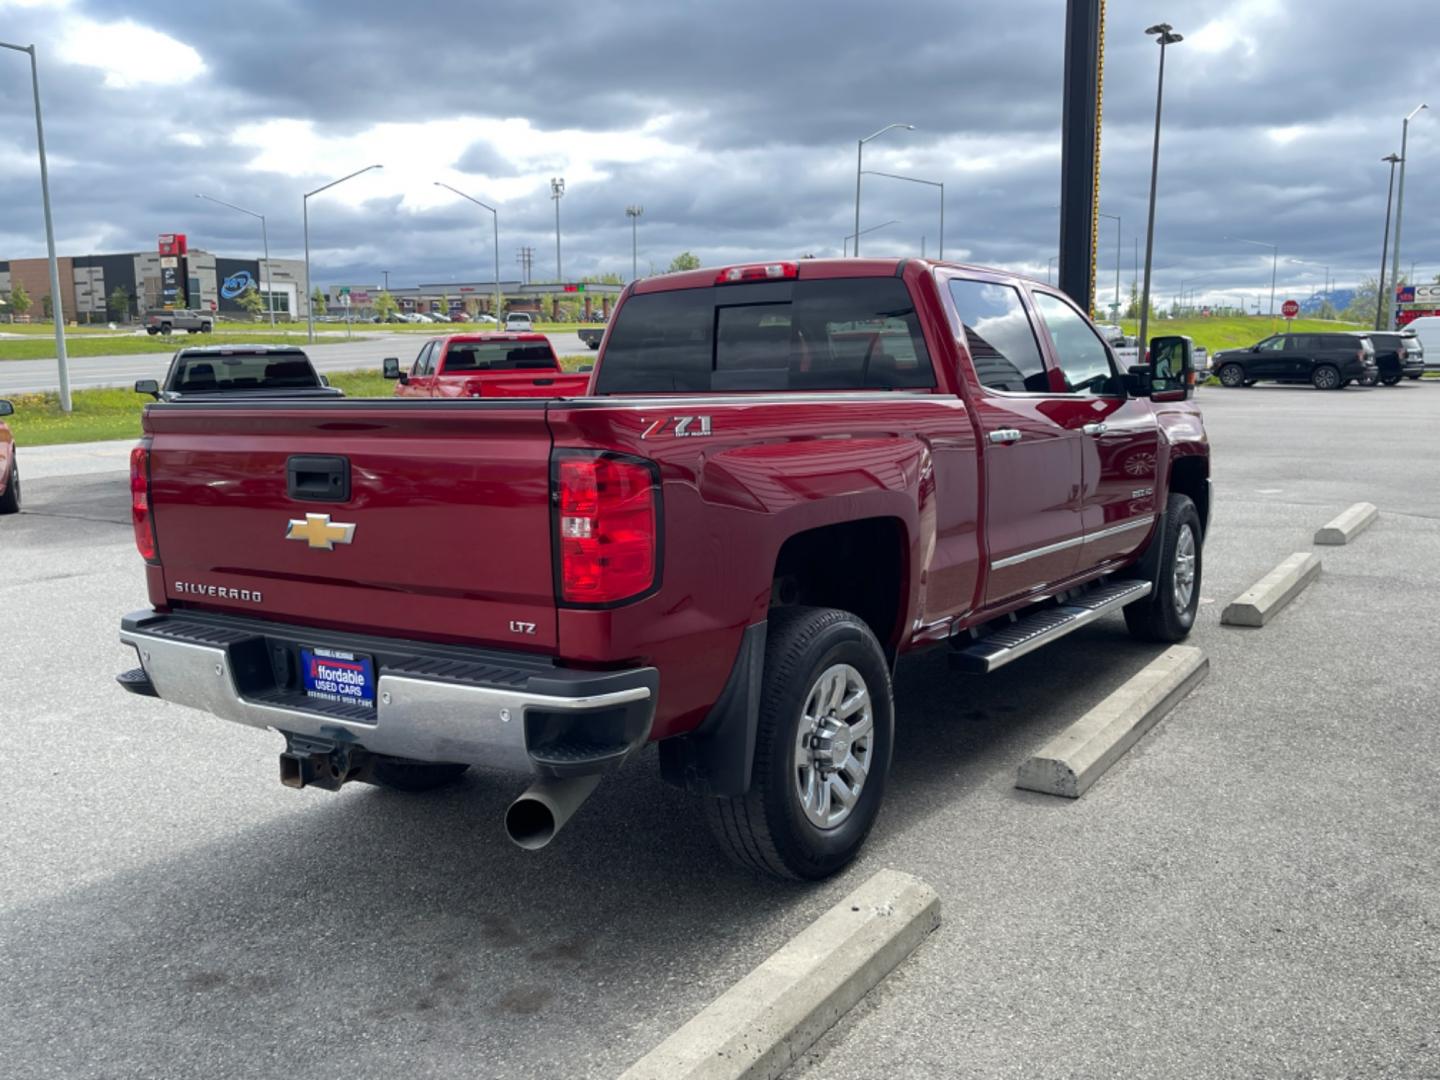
[0,0,1436,309]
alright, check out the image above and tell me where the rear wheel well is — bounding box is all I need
[771,518,906,657]
[1168,456,1209,538]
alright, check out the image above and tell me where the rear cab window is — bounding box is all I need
[442,341,556,371]
[595,277,934,394]
[169,350,317,393]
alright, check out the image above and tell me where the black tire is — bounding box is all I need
[200,323,212,333]
[1382,374,1402,386]
[1218,363,1246,388]
[0,457,20,515]
[704,607,894,881]
[1124,493,1202,643]
[159,324,172,336]
[361,757,469,792]
[1312,364,1341,390]
[145,328,158,336]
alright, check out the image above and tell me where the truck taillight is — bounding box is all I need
[554,453,659,605]
[130,444,157,562]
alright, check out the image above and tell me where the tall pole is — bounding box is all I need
[1389,104,1427,329]
[861,170,944,261]
[1376,153,1401,331]
[195,193,275,327]
[551,177,565,282]
[1059,0,1103,310]
[1139,24,1183,355]
[303,163,382,343]
[852,123,914,257]
[2,42,69,410]
[434,182,501,324]
[626,205,643,281]
[1100,211,1121,318]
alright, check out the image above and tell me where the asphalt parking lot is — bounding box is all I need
[2,382,1437,1079]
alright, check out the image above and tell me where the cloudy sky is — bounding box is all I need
[0,0,1436,311]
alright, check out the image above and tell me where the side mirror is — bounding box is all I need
[1148,335,1194,401]
[134,379,160,399]
[319,374,330,387]
[0,399,13,417]
[382,357,401,379]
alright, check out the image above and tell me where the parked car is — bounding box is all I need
[134,346,344,401]
[473,314,499,325]
[577,327,605,349]
[144,309,214,335]
[1211,332,1377,390]
[504,312,534,332]
[0,399,18,514]
[1094,323,1127,347]
[1359,331,1425,385]
[1402,316,1440,374]
[383,333,591,398]
[116,257,1209,880]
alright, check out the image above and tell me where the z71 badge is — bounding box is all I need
[641,415,711,439]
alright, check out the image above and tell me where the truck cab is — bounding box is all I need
[382,333,590,398]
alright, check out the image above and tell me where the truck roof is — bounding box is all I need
[173,345,311,357]
[433,332,550,345]
[631,257,1045,295]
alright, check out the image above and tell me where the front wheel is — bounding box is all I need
[1312,364,1341,390]
[1218,363,1246,388]
[1125,493,1202,643]
[0,457,20,514]
[704,607,894,881]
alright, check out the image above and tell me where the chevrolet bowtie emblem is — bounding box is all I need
[285,513,356,551]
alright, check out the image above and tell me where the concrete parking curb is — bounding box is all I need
[617,869,940,1080]
[1015,645,1208,798]
[1221,552,1322,627]
[1314,502,1379,545]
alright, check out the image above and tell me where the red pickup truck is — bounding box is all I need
[118,258,1209,880]
[383,333,591,398]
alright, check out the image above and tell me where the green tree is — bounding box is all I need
[170,284,187,309]
[42,293,53,319]
[9,283,32,317]
[667,252,701,273]
[107,285,131,320]
[374,290,398,320]
[236,285,267,318]
[1341,276,1381,324]
[311,287,327,315]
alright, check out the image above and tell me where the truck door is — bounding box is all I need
[1027,290,1160,570]
[1248,335,1288,379]
[945,277,1086,607]
[399,340,439,397]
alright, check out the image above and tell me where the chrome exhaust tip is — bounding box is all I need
[504,774,602,850]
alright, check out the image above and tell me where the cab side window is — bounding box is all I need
[947,278,1048,393]
[1031,291,1117,394]
[413,341,436,375]
[1256,336,1285,351]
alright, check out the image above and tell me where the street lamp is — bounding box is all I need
[1138,22,1182,353]
[303,163,382,342]
[1228,236,1278,324]
[195,193,275,327]
[1,41,69,411]
[853,123,914,256]
[1376,153,1403,331]
[551,177,566,283]
[626,205,644,281]
[434,182,502,326]
[842,220,900,257]
[1098,211,1121,319]
[1388,103,1427,328]
[861,170,944,258]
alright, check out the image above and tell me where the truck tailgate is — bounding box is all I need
[454,373,591,398]
[143,402,558,650]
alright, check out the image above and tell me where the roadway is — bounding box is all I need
[0,331,594,395]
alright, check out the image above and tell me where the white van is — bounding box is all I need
[1404,316,1439,373]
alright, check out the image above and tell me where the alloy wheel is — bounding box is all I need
[793,663,874,830]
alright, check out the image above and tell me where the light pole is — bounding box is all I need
[861,170,944,258]
[626,205,643,281]
[434,182,502,325]
[1228,236,1278,324]
[842,220,900,257]
[1,41,69,410]
[304,163,382,343]
[551,177,565,283]
[195,193,275,328]
[853,123,914,256]
[1099,211,1121,319]
[1375,153,1403,331]
[1138,22,1183,354]
[1388,104,1427,328]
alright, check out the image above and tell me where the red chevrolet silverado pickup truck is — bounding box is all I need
[382,332,591,398]
[118,258,1209,880]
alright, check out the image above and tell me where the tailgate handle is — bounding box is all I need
[533,378,555,385]
[287,455,350,502]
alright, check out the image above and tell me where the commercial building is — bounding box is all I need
[328,280,623,320]
[1,250,307,323]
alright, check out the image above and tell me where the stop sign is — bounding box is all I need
[1281,299,1299,318]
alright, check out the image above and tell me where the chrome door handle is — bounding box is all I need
[988,428,1023,444]
[1082,422,1109,436]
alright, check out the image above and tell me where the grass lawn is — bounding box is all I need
[1120,315,1365,353]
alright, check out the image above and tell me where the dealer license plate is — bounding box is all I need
[300,647,376,710]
